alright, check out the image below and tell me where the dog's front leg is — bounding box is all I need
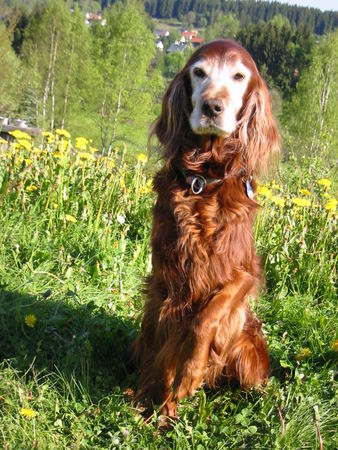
[169,271,255,404]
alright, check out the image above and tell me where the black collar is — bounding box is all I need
[183,171,223,194]
[177,167,254,198]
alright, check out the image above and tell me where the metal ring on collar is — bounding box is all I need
[191,175,206,194]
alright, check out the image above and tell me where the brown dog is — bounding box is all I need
[134,40,280,419]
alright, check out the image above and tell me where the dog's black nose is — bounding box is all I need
[201,99,224,118]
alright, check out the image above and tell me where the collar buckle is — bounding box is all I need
[191,175,206,194]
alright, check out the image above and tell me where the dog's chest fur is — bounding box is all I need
[151,169,261,307]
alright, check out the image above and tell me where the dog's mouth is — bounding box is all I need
[191,119,232,137]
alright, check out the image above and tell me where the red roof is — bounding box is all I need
[181,30,197,39]
[191,37,204,44]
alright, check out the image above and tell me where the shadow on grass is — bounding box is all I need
[0,287,138,400]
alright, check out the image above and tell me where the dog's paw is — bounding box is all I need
[173,361,205,399]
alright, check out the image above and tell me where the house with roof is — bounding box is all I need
[156,41,164,51]
[155,29,169,39]
[167,42,188,53]
[191,36,204,47]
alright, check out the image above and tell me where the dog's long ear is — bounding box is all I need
[238,76,280,176]
[150,69,191,163]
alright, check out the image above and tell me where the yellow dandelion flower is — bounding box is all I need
[25,314,37,328]
[324,199,337,212]
[136,153,148,164]
[14,156,24,166]
[271,195,285,208]
[26,184,38,192]
[24,158,33,166]
[271,180,282,190]
[291,198,311,207]
[332,340,338,352]
[120,178,125,188]
[20,407,37,418]
[53,151,61,159]
[42,131,55,143]
[9,130,32,140]
[108,159,115,169]
[139,185,151,195]
[257,186,272,198]
[77,160,86,168]
[299,188,311,196]
[79,151,95,161]
[296,347,311,361]
[317,178,331,188]
[75,137,88,150]
[18,139,32,150]
[55,129,71,139]
[65,214,77,223]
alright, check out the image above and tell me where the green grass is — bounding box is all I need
[0,132,337,449]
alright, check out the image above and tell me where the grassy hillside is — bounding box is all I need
[0,130,337,448]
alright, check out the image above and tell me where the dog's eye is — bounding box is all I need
[193,67,206,79]
[233,72,245,81]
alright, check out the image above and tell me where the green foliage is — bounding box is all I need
[144,0,338,35]
[204,13,240,42]
[237,20,314,94]
[0,23,23,114]
[282,31,338,161]
[0,129,336,448]
[19,1,99,135]
[163,51,186,79]
[0,0,164,151]
[92,0,162,154]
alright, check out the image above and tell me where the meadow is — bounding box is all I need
[0,129,336,449]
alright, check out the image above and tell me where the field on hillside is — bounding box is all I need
[0,130,337,449]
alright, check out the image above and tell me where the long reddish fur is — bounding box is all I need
[133,40,280,418]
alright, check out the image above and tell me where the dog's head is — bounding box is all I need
[153,40,280,175]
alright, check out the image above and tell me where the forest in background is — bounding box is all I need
[142,0,337,35]
[2,0,337,36]
[0,0,337,159]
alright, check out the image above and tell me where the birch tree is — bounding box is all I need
[93,0,162,154]
[282,30,338,160]
[20,1,98,136]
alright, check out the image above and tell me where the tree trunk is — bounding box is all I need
[107,86,122,157]
[50,33,58,130]
[42,27,55,127]
[100,88,109,155]
[310,62,332,154]
[107,47,127,156]
[61,36,75,129]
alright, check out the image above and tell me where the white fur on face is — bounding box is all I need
[189,57,251,136]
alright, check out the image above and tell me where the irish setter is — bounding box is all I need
[134,40,280,419]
